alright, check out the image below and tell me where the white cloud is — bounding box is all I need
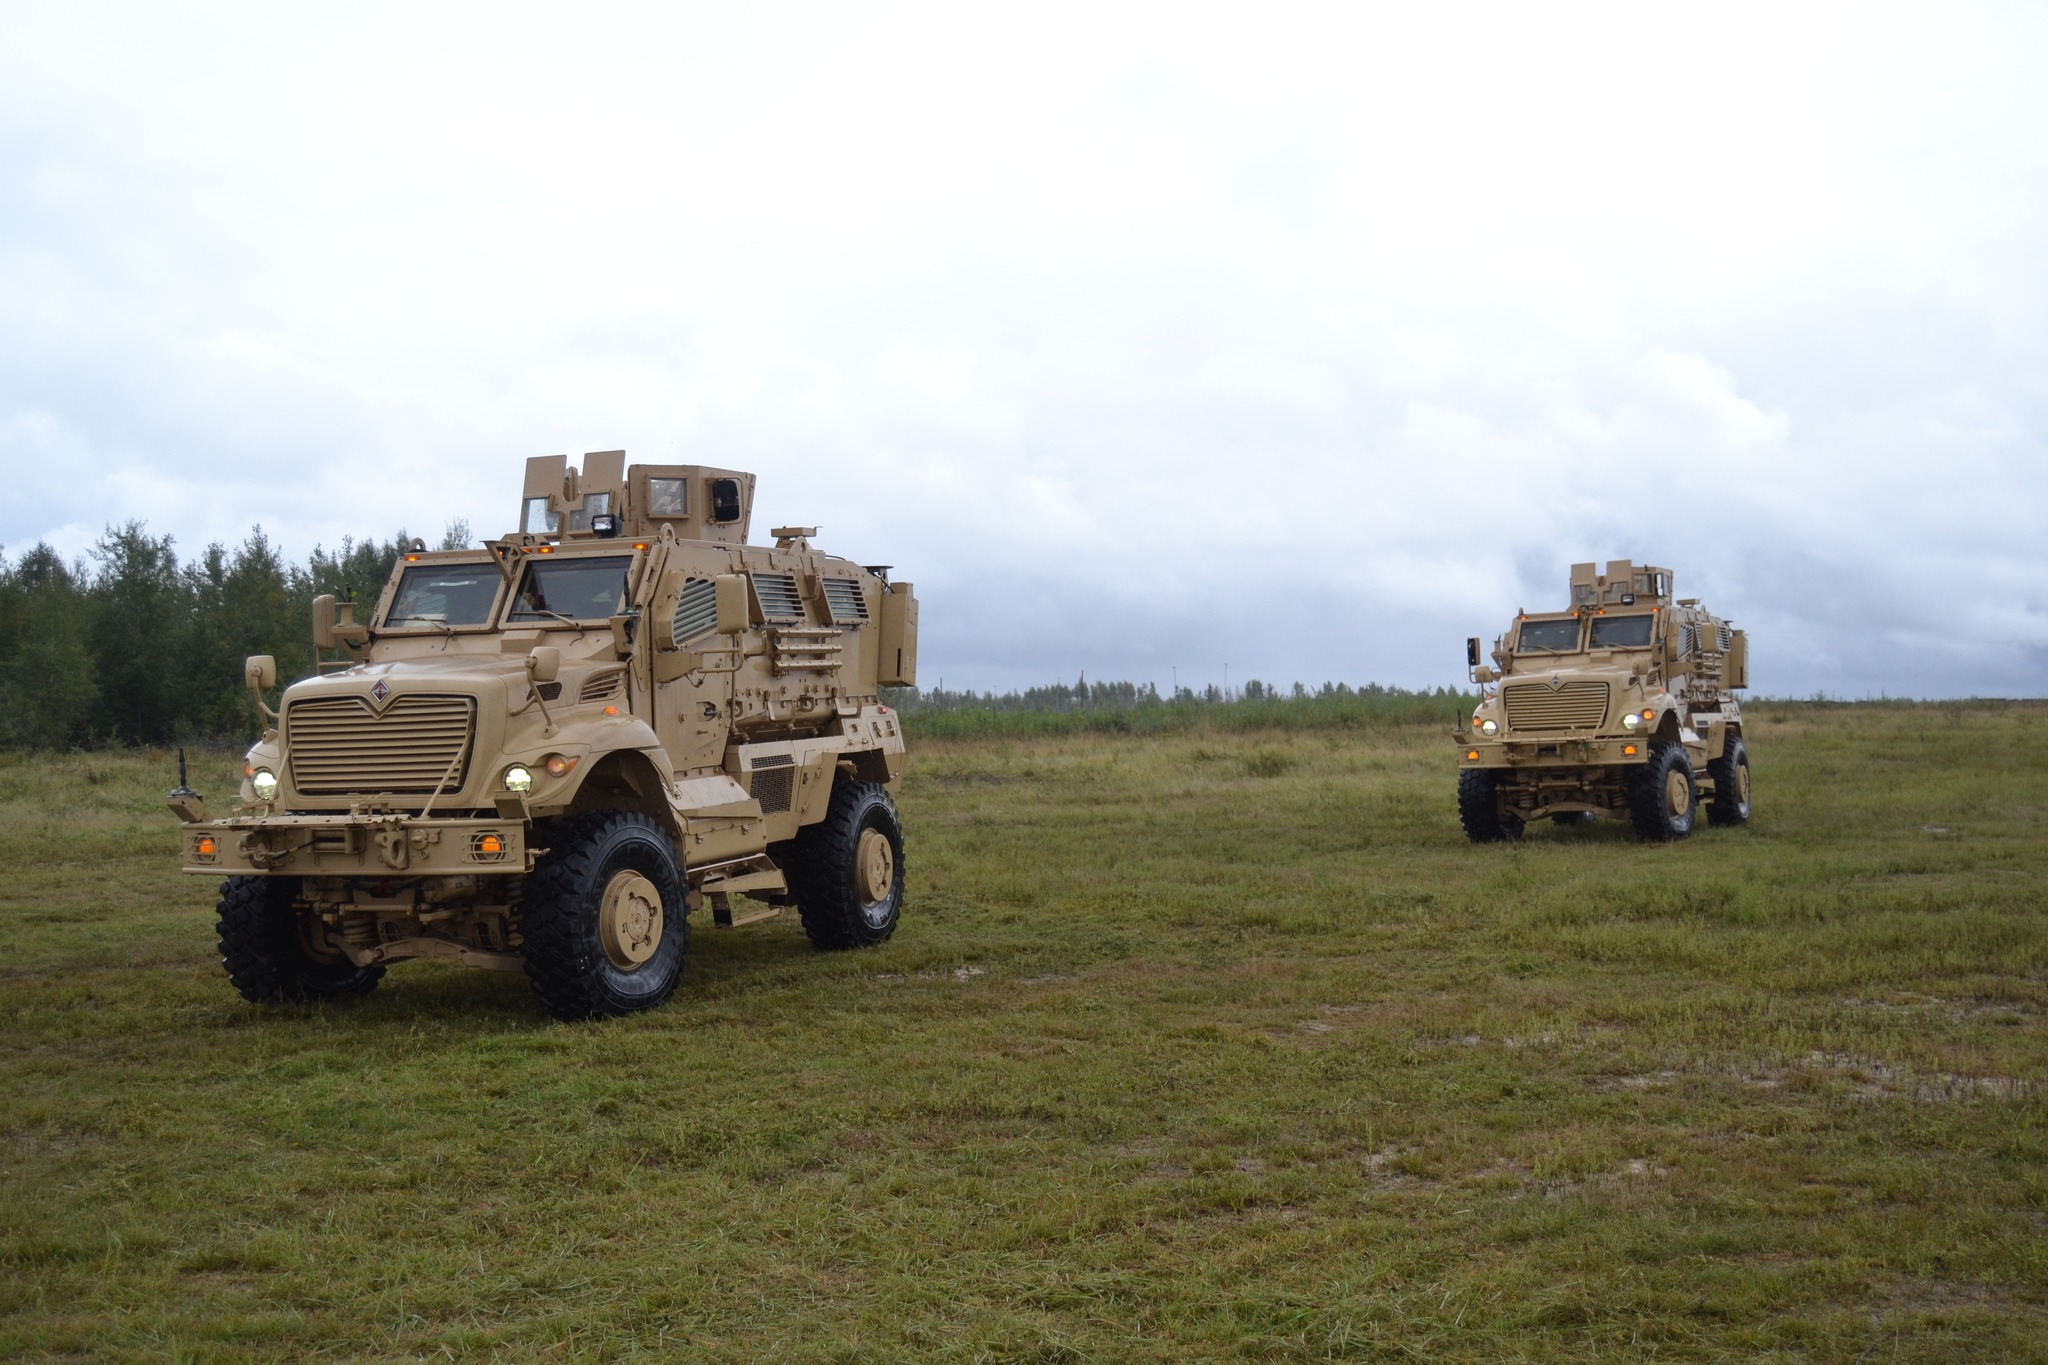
[1,0,2044,696]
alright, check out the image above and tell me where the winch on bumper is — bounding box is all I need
[181,812,532,876]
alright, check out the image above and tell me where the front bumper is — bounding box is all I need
[181,813,531,876]
[1455,735,1650,768]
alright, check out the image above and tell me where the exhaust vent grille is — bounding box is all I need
[672,577,717,643]
[822,577,869,624]
[579,671,625,703]
[751,572,804,622]
[750,754,795,814]
[1503,681,1610,733]
[286,694,476,795]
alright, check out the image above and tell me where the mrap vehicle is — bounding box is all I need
[170,453,918,1018]
[1454,559,1750,843]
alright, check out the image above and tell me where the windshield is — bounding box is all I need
[509,556,633,624]
[385,564,499,628]
[1590,614,1655,648]
[1516,618,1582,653]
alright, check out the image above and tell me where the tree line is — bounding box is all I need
[0,521,468,748]
[0,520,1464,749]
[880,676,1475,740]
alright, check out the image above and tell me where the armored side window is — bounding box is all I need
[671,577,717,643]
[711,478,743,523]
[647,478,688,517]
[523,497,559,534]
[567,491,611,534]
[750,571,805,621]
[822,577,869,625]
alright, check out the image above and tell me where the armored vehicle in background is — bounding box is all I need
[170,452,918,1018]
[1454,560,1749,843]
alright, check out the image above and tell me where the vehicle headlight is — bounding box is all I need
[250,768,279,801]
[503,764,534,794]
[1479,718,1498,736]
[1621,712,1640,730]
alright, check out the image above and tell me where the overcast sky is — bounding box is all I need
[3,2,2044,697]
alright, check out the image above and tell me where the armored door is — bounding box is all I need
[649,565,735,774]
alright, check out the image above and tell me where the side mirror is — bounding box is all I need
[245,655,277,691]
[714,574,749,634]
[1466,637,1481,668]
[312,594,337,649]
[526,645,561,684]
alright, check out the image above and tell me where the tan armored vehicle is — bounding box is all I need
[1454,560,1750,842]
[169,453,918,1018]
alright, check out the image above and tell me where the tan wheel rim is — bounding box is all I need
[856,827,895,905]
[599,869,664,969]
[1666,769,1692,819]
[1737,762,1751,805]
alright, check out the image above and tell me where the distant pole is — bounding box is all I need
[1224,663,1229,699]
[1172,666,1177,696]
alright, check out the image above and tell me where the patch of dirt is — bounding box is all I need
[1800,1051,2034,1102]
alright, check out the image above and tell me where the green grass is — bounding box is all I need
[2,703,2045,1361]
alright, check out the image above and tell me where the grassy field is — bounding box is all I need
[2,702,2044,1361]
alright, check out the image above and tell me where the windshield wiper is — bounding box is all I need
[387,615,456,637]
[515,607,588,635]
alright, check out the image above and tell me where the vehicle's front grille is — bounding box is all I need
[1503,681,1610,733]
[286,694,477,795]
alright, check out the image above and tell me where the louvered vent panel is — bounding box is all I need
[752,572,804,621]
[672,577,717,643]
[286,695,475,795]
[579,671,625,703]
[1502,681,1610,733]
[1718,623,1733,650]
[822,577,868,624]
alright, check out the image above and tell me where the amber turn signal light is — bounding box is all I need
[195,835,217,857]
[477,833,503,855]
[1465,749,1480,761]
[1622,743,1639,756]
[545,755,578,778]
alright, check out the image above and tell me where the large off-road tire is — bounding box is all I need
[520,811,688,1020]
[1707,736,1752,827]
[788,780,905,949]
[217,875,384,1004]
[1457,768,1525,843]
[1628,740,1698,842]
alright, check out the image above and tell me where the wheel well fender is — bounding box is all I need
[839,749,893,786]
[565,749,682,840]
